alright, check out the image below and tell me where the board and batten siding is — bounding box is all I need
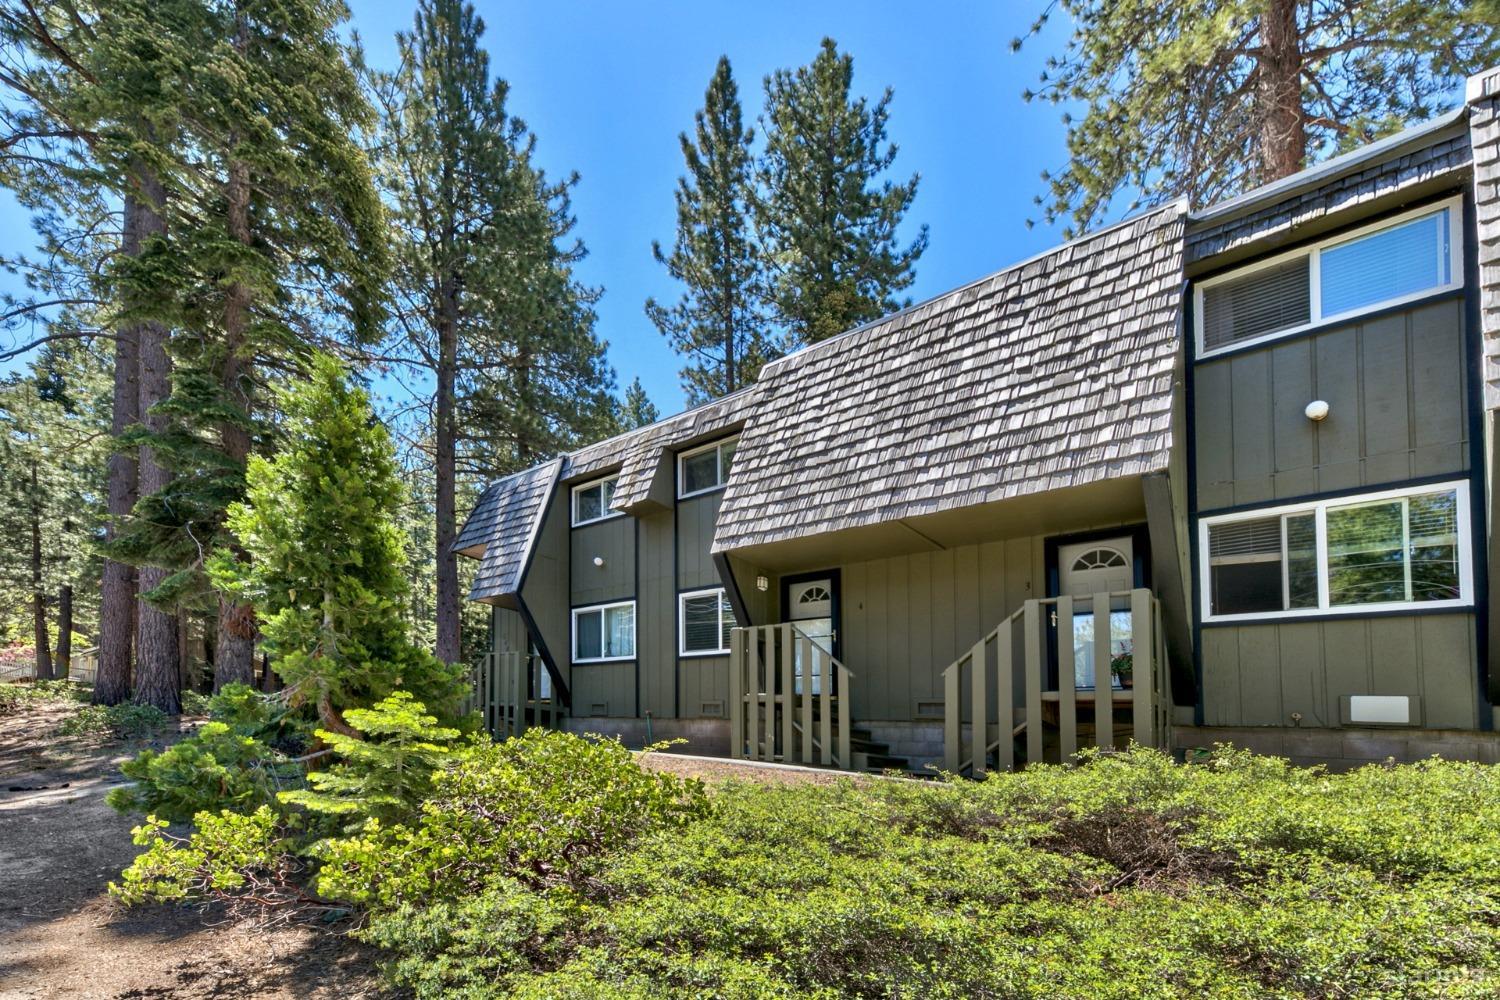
[637,508,675,718]
[1192,292,1481,731]
[677,490,730,718]
[1193,297,1468,511]
[839,536,1046,722]
[564,498,636,719]
[1200,614,1479,729]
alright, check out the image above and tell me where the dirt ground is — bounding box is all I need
[0,698,876,999]
[0,700,388,1000]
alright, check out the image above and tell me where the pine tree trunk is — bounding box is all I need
[30,457,53,682]
[56,585,72,682]
[214,141,257,691]
[434,276,461,667]
[95,193,145,705]
[133,168,181,715]
[1257,0,1306,181]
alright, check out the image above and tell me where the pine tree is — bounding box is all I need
[1019,1,1500,234]
[647,56,775,404]
[0,1,174,704]
[619,377,660,430]
[100,0,388,699]
[756,38,928,346]
[209,355,468,734]
[373,0,615,668]
[0,340,110,677]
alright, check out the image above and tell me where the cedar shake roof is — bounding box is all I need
[563,386,760,513]
[461,459,561,602]
[1185,110,1471,265]
[711,203,1187,553]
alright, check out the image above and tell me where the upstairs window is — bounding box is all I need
[1200,482,1470,622]
[1195,199,1460,357]
[678,436,738,498]
[571,475,620,526]
[679,588,736,656]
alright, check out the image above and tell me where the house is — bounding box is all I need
[455,67,1500,774]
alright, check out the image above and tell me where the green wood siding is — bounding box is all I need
[570,516,635,606]
[840,536,1045,722]
[492,607,529,655]
[676,492,723,589]
[1200,614,1479,729]
[1194,298,1468,510]
[570,663,635,719]
[519,488,570,691]
[638,509,676,717]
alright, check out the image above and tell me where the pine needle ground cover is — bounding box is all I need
[115,731,1499,999]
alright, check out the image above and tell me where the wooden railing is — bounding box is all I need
[942,589,1171,776]
[729,624,853,768]
[471,651,562,740]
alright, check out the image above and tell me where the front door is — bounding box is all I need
[1057,538,1134,690]
[785,574,836,693]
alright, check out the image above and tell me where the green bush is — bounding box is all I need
[107,684,308,822]
[1,679,91,714]
[316,729,709,910]
[111,739,1500,999]
[59,702,167,740]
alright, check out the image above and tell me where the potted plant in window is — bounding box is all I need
[1110,650,1134,689]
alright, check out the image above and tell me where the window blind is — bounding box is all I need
[1201,257,1311,351]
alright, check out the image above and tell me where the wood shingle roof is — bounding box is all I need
[461,459,561,602]
[711,204,1187,553]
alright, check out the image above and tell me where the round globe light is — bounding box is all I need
[593,556,605,567]
[1304,400,1330,421]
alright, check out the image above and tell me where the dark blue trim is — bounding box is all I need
[1192,287,1466,364]
[779,568,842,662]
[1200,604,1477,628]
[1195,473,1474,520]
[1460,186,1493,728]
[1184,280,1206,725]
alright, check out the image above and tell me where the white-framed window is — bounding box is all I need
[571,600,636,662]
[1194,198,1462,358]
[679,587,736,656]
[571,474,621,526]
[677,436,738,498]
[1198,481,1472,623]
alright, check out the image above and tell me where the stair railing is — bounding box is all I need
[942,589,1170,776]
[471,650,561,740]
[729,624,853,768]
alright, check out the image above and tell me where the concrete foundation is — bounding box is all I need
[1175,724,1500,771]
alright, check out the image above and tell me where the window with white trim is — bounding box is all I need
[1199,482,1471,622]
[679,588,736,656]
[678,437,738,498]
[572,600,636,661]
[571,475,620,526]
[1195,199,1461,357]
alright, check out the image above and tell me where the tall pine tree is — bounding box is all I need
[756,38,928,346]
[618,377,660,430]
[373,0,615,668]
[1018,1,1500,234]
[647,56,775,404]
[103,0,388,699]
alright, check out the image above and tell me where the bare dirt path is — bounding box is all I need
[0,701,387,999]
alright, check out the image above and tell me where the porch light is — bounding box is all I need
[1304,400,1329,421]
[593,556,605,567]
[756,575,769,592]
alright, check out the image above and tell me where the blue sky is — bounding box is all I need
[351,0,1078,415]
[2,1,1078,416]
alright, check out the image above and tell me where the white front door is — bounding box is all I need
[787,577,834,693]
[1057,538,1134,690]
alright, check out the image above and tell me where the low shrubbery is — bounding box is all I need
[0,679,91,714]
[57,701,168,740]
[111,725,1500,999]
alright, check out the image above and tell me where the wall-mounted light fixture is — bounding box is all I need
[1304,400,1330,421]
[593,556,605,568]
[755,575,769,592]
